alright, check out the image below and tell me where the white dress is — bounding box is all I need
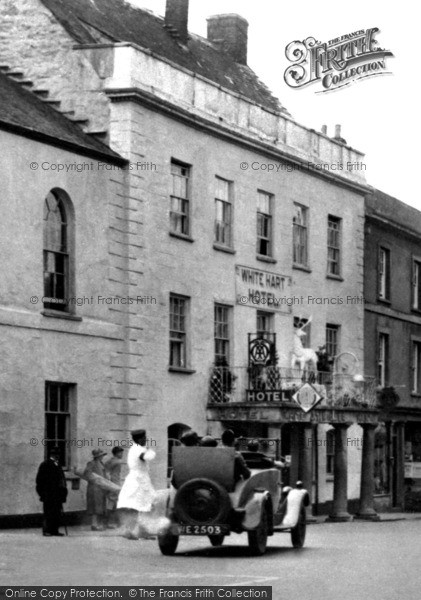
[117,443,156,512]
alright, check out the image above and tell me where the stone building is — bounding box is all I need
[365,189,421,512]
[1,0,379,520]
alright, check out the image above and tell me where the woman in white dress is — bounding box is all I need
[117,429,156,539]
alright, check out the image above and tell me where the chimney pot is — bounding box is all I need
[321,125,327,135]
[334,124,347,144]
[165,0,189,44]
[207,14,249,65]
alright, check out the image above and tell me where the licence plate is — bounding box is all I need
[178,524,228,535]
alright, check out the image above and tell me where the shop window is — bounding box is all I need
[256,190,273,257]
[45,381,75,468]
[327,215,341,276]
[293,203,308,267]
[326,429,335,475]
[170,161,190,236]
[374,423,390,494]
[214,177,233,248]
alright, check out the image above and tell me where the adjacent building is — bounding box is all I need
[365,190,421,512]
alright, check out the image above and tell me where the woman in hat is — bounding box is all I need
[117,429,156,539]
[84,448,108,531]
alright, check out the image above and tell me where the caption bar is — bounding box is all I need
[1,588,272,599]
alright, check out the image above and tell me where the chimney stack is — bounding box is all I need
[207,14,249,65]
[165,0,189,44]
[334,124,347,144]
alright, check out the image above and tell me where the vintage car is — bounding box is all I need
[157,446,309,556]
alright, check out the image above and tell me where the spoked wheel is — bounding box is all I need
[248,505,269,556]
[209,534,225,547]
[158,530,179,556]
[291,506,306,548]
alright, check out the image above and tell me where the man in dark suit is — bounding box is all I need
[36,446,68,536]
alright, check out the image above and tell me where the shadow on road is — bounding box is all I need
[174,544,312,558]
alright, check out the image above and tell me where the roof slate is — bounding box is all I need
[0,71,123,162]
[366,189,421,236]
[40,0,286,114]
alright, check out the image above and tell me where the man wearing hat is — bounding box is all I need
[117,429,156,539]
[35,446,68,536]
[84,448,108,531]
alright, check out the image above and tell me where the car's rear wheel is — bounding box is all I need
[158,530,179,556]
[248,504,269,556]
[174,478,231,526]
[291,506,306,548]
[208,534,225,547]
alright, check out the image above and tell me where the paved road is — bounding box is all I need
[1,520,420,600]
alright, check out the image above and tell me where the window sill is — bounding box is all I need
[411,308,421,314]
[410,393,421,398]
[293,264,312,273]
[377,297,391,305]
[326,274,343,282]
[256,254,277,264]
[213,243,236,255]
[42,310,82,322]
[169,231,194,243]
[168,366,196,374]
[326,476,334,482]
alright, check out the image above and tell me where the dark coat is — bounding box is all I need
[36,458,68,504]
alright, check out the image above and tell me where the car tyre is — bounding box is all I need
[174,478,231,526]
[248,503,269,556]
[291,506,306,548]
[208,534,225,547]
[158,530,179,556]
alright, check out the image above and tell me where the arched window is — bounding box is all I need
[43,190,73,312]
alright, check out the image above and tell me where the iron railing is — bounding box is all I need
[208,366,377,408]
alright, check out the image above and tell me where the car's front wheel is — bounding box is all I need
[248,504,269,556]
[291,506,306,548]
[209,534,225,547]
[158,530,179,556]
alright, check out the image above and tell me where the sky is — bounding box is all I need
[129,0,419,210]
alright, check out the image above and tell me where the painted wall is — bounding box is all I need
[0,129,127,515]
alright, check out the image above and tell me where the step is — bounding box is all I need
[32,89,50,99]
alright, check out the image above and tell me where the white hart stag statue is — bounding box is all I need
[291,316,318,374]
